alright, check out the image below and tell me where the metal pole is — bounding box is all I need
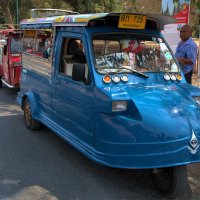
[198,28,200,87]
[16,0,19,25]
[196,10,200,87]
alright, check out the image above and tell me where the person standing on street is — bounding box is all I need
[175,24,197,84]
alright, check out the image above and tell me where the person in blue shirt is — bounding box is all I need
[175,24,197,84]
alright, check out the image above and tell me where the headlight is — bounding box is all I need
[193,96,200,106]
[112,75,120,83]
[112,101,128,112]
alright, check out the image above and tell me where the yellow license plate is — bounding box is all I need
[118,14,146,29]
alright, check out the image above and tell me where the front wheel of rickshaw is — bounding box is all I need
[23,98,41,130]
[151,165,191,197]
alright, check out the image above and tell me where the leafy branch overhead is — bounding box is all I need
[0,0,199,27]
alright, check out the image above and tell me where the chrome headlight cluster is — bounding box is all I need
[103,74,129,84]
[163,73,182,81]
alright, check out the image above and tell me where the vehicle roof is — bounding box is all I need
[30,8,79,18]
[20,12,176,31]
[0,29,20,36]
[0,29,14,34]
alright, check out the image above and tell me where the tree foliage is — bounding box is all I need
[0,0,13,25]
[2,0,117,25]
[63,0,116,13]
[0,0,199,27]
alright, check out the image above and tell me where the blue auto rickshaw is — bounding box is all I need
[17,9,200,197]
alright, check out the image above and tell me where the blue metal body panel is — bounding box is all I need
[17,21,200,169]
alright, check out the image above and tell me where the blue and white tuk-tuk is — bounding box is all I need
[17,9,200,197]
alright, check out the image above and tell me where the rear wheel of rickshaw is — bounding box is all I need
[0,76,2,88]
[23,98,41,130]
[151,165,191,197]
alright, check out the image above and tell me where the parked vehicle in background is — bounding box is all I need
[0,43,3,88]
[17,9,200,198]
[0,27,22,89]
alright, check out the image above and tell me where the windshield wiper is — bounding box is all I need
[96,65,148,78]
[102,55,148,78]
[117,66,149,78]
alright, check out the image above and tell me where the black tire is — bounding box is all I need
[0,76,2,88]
[151,165,191,197]
[23,98,41,130]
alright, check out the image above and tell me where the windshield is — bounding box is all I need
[11,38,22,53]
[93,33,179,74]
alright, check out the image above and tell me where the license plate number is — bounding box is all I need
[118,14,146,29]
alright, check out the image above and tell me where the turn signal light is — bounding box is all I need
[176,74,182,81]
[103,75,111,84]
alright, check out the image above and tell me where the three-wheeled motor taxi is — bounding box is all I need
[17,10,200,197]
[0,27,22,89]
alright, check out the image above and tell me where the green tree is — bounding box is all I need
[9,0,72,25]
[63,0,115,13]
[0,0,13,25]
[114,0,136,12]
[0,0,140,25]
[1,0,199,28]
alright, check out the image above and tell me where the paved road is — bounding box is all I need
[0,86,200,200]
